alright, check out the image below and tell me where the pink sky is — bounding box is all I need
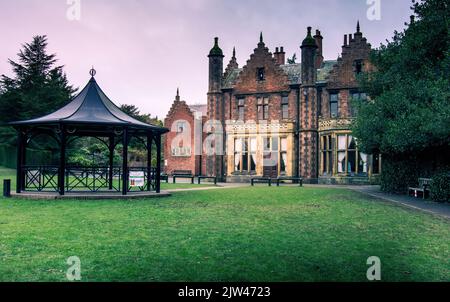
[0,0,413,119]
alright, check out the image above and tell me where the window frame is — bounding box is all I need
[257,97,270,120]
[281,96,289,120]
[329,93,339,118]
[257,67,266,81]
[237,98,245,121]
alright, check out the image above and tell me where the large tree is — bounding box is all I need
[352,0,450,192]
[0,35,76,144]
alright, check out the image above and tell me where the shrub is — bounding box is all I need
[430,172,450,203]
[380,155,419,194]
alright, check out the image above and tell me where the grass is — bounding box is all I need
[0,167,449,282]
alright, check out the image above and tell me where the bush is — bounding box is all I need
[380,155,419,194]
[430,172,450,203]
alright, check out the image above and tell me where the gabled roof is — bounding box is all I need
[280,64,302,85]
[223,60,337,89]
[317,60,337,83]
[10,76,168,133]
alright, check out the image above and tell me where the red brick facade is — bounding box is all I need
[164,92,207,176]
[165,22,379,183]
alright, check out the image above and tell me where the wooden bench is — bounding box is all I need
[198,176,217,185]
[251,177,272,186]
[276,177,303,187]
[408,178,432,199]
[172,170,194,184]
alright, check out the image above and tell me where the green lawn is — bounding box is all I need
[0,168,449,282]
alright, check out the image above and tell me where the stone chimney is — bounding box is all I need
[274,46,286,65]
[314,29,324,68]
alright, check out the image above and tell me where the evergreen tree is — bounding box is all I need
[352,0,450,192]
[0,35,76,143]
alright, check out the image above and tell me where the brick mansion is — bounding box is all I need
[164,22,381,184]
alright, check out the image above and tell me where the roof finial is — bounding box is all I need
[232,47,236,58]
[176,87,180,101]
[89,66,96,77]
[260,32,263,43]
[357,20,360,33]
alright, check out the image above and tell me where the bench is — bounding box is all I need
[172,170,194,184]
[251,177,272,186]
[198,176,217,185]
[408,178,432,199]
[160,173,169,183]
[276,177,303,187]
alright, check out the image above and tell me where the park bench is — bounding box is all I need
[172,170,194,184]
[408,178,432,199]
[251,177,272,186]
[276,177,303,187]
[198,176,217,185]
[160,173,169,183]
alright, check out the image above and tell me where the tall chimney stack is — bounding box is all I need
[274,46,286,65]
[314,29,324,68]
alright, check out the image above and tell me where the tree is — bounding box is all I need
[0,35,76,144]
[352,0,450,192]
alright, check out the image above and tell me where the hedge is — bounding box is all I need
[0,144,52,169]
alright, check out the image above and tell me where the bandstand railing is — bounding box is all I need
[21,165,157,194]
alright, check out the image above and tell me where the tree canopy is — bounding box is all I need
[352,0,449,155]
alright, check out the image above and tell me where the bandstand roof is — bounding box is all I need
[9,70,168,134]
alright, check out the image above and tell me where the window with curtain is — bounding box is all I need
[250,138,257,172]
[336,134,369,175]
[234,138,242,172]
[235,138,257,173]
[280,138,288,174]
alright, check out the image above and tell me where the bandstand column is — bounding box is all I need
[58,126,66,196]
[155,134,162,193]
[122,128,129,195]
[147,132,153,192]
[16,129,24,194]
[109,135,114,190]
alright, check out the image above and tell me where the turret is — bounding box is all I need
[301,27,318,85]
[208,37,224,93]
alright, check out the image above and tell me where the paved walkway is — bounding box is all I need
[347,185,450,220]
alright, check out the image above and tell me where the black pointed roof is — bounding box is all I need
[10,74,168,133]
